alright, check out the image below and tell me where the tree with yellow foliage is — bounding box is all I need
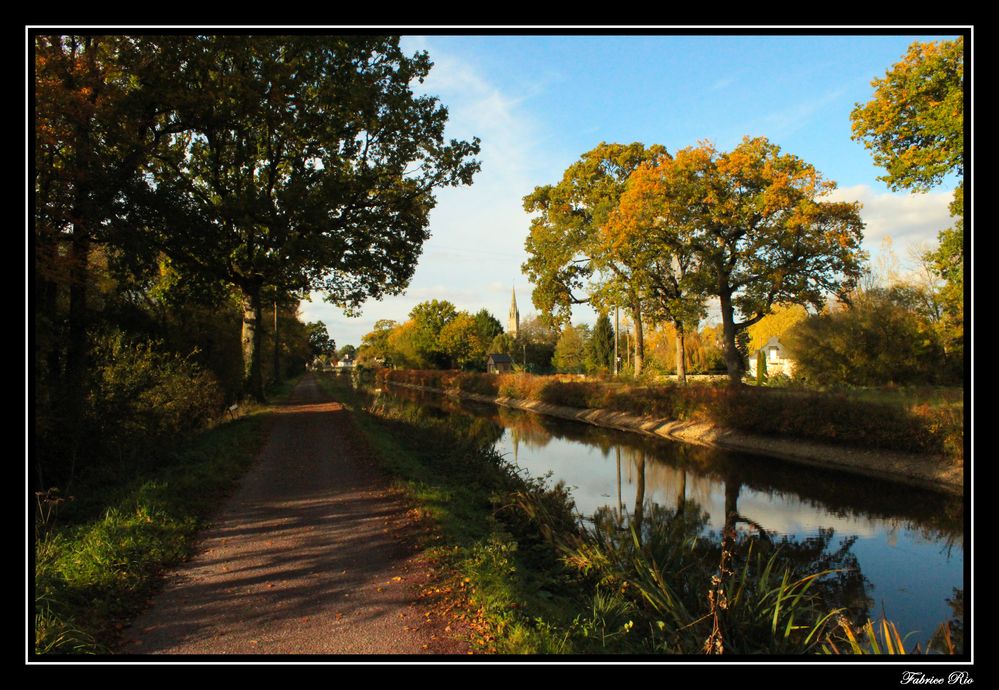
[851,36,964,369]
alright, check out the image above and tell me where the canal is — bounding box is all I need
[370,381,965,649]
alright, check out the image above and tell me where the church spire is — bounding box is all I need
[508,286,520,339]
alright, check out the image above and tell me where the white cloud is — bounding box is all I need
[825,184,955,256]
[301,41,543,346]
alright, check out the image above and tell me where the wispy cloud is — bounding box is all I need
[301,40,544,346]
[756,87,848,139]
[826,184,954,269]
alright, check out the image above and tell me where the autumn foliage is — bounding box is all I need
[376,369,961,459]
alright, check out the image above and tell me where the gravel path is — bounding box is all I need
[123,374,465,656]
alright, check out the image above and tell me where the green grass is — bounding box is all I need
[32,377,299,656]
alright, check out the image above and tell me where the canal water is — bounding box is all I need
[372,382,965,648]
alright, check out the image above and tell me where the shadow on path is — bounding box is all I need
[123,374,465,655]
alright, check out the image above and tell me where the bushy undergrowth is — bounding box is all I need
[33,401,275,655]
[35,329,227,491]
[377,369,963,460]
[88,331,225,459]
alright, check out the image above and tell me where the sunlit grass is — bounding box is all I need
[32,380,297,655]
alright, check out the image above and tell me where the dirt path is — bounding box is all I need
[123,374,465,656]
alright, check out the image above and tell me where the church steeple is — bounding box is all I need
[508,286,520,339]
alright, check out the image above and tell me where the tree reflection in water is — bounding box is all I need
[575,452,871,654]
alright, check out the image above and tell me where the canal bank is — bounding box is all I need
[364,378,964,651]
[383,381,963,497]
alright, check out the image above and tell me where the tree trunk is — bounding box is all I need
[631,300,645,377]
[272,300,280,385]
[242,287,265,402]
[61,226,91,490]
[718,286,744,385]
[633,450,646,546]
[675,322,687,384]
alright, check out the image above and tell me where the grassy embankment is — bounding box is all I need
[32,378,299,655]
[379,369,964,462]
[318,372,960,655]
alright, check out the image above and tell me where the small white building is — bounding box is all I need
[747,336,795,378]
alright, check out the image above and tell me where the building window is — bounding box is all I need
[769,347,779,363]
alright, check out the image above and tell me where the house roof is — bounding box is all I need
[751,336,788,357]
[488,353,513,363]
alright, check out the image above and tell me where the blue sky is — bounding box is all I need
[302,32,964,348]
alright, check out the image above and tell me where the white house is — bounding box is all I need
[747,336,795,378]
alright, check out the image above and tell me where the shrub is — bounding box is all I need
[86,330,225,471]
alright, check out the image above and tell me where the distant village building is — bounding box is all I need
[487,353,514,374]
[335,353,355,370]
[747,336,795,378]
[508,287,520,339]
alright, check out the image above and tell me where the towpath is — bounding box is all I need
[124,373,465,656]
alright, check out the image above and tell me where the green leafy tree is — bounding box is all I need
[139,36,479,400]
[516,315,558,373]
[552,324,588,374]
[473,309,504,345]
[306,321,336,359]
[851,37,964,368]
[784,287,945,386]
[357,319,398,366]
[586,312,616,373]
[386,320,430,370]
[34,35,183,479]
[409,299,459,368]
[489,332,516,356]
[522,143,666,375]
[439,312,487,370]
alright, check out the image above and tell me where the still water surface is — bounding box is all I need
[377,383,965,645]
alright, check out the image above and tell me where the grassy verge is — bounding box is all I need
[378,369,964,462]
[32,377,300,655]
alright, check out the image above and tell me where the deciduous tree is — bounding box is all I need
[605,156,710,383]
[850,36,964,368]
[553,324,588,374]
[659,138,865,383]
[139,36,480,399]
[522,143,666,375]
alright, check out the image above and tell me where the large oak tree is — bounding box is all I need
[140,36,480,399]
[604,155,709,383]
[659,138,866,383]
[522,142,666,376]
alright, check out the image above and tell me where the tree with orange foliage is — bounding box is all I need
[522,143,666,376]
[604,154,708,383]
[640,138,866,384]
[851,36,964,369]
